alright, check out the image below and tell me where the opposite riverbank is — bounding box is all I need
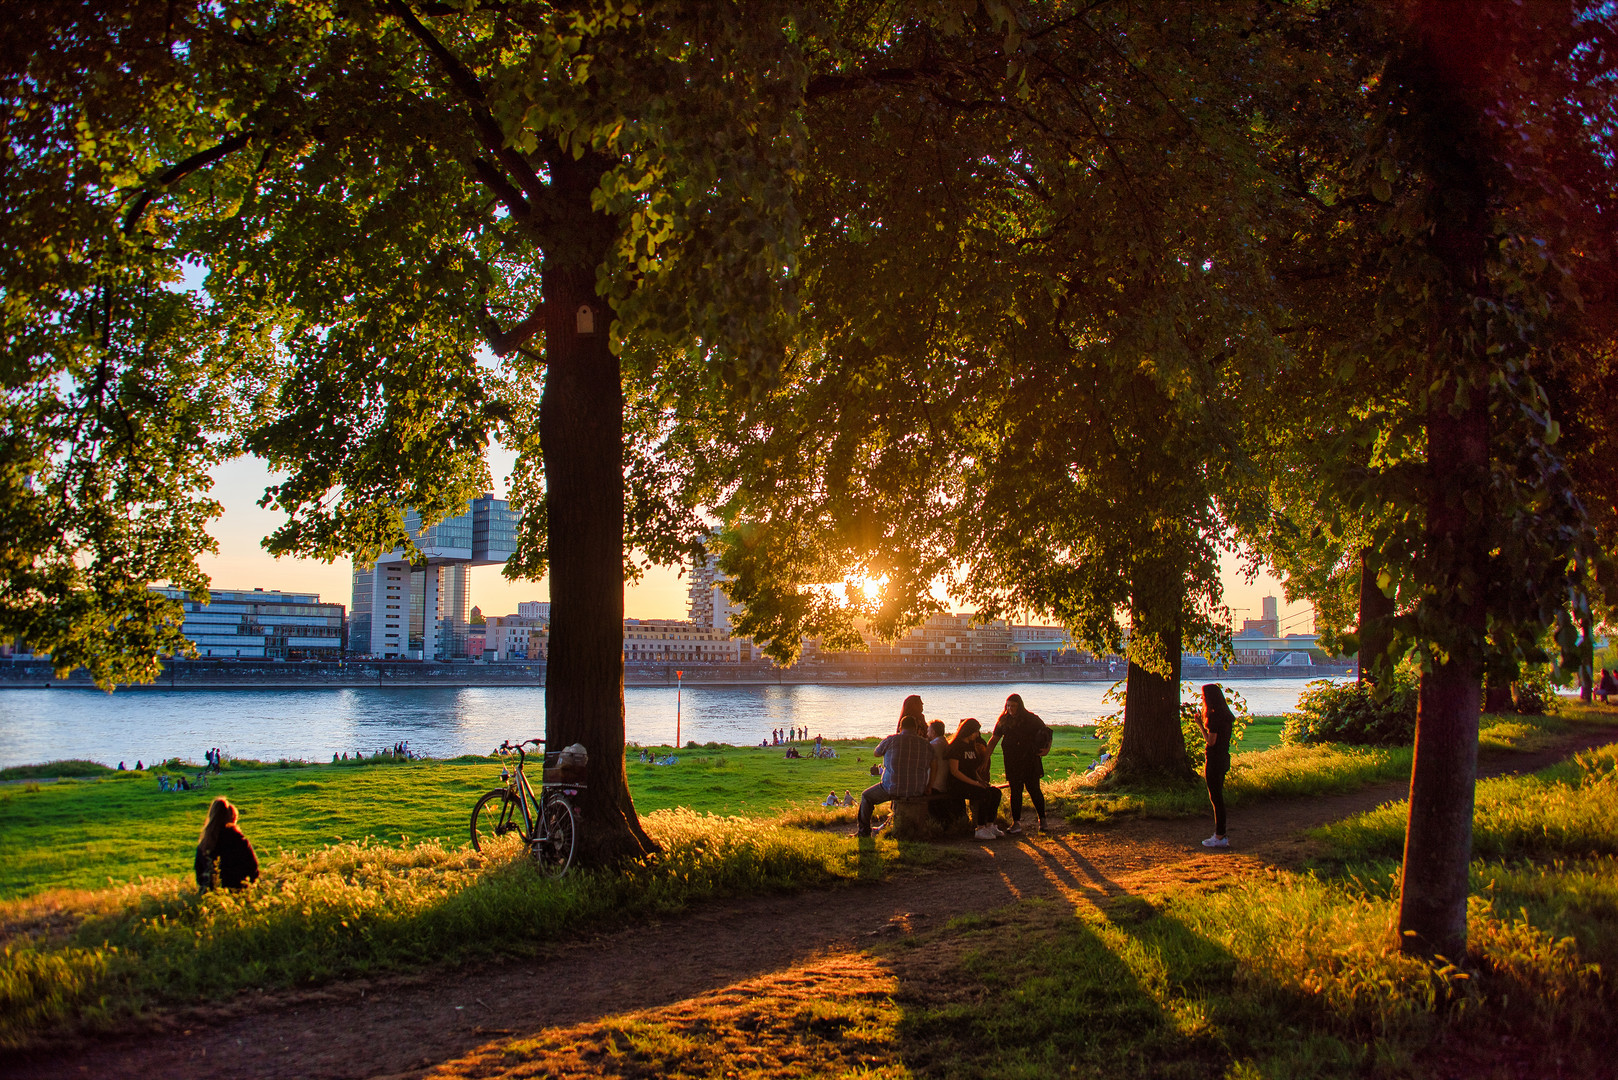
[0,657,1354,691]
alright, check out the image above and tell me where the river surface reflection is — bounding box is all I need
[0,677,1339,768]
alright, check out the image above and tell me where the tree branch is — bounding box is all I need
[384,0,553,214]
[121,132,254,235]
[482,304,546,356]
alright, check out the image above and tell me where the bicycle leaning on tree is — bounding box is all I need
[470,738,581,876]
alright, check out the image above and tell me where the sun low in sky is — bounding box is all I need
[198,454,1310,631]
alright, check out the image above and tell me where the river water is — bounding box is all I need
[0,677,1341,768]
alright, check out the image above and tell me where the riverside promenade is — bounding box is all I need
[0,657,1352,691]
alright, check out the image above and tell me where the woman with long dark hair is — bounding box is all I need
[195,796,260,890]
[1200,684,1235,848]
[985,693,1052,834]
[898,694,925,731]
[944,718,1003,840]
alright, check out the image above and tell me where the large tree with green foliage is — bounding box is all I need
[1235,0,1616,958]
[1,0,811,865]
[693,2,1331,785]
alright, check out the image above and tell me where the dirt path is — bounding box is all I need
[10,727,1616,1080]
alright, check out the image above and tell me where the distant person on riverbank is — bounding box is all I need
[856,698,933,838]
[985,694,1051,834]
[135,760,143,771]
[194,797,260,891]
[1200,684,1235,848]
[945,718,1002,840]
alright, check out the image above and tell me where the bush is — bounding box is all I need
[1510,665,1557,715]
[1280,678,1418,746]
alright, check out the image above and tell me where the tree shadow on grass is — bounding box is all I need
[879,885,1411,1080]
[884,895,1232,1079]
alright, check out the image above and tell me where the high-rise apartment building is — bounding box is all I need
[686,551,740,631]
[350,495,517,660]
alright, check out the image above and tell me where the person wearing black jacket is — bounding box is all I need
[1200,684,1235,848]
[986,694,1052,834]
[195,796,260,891]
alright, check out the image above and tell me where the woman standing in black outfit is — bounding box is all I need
[986,693,1051,834]
[1200,684,1235,848]
[195,796,260,891]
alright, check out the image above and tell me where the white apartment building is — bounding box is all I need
[485,615,547,661]
[623,618,740,663]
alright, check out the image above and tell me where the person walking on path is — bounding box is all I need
[985,694,1051,834]
[945,717,1003,840]
[195,796,260,891]
[857,696,934,838]
[1200,684,1235,848]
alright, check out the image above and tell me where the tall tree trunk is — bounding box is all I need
[1103,566,1196,787]
[1357,547,1396,684]
[1399,384,1488,959]
[1396,5,1496,960]
[1482,676,1514,714]
[541,154,655,866]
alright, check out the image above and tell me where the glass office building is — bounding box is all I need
[157,588,346,659]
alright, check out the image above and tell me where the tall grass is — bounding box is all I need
[0,810,906,1050]
[1046,742,1414,822]
[0,761,115,781]
[1317,744,1618,863]
[902,866,1611,1078]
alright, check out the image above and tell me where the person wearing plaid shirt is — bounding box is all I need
[857,698,935,838]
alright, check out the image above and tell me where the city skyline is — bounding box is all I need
[198,453,1315,633]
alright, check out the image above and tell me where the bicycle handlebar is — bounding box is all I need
[495,738,544,756]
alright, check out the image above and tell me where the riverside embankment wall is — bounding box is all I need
[0,658,1353,691]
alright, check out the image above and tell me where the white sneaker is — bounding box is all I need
[1202,834,1229,848]
[992,824,1006,837]
[973,825,998,841]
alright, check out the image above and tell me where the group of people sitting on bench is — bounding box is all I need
[857,693,1051,840]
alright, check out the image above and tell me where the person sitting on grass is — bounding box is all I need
[856,696,934,839]
[1599,667,1617,704]
[194,796,260,892]
[823,790,839,807]
[842,789,853,807]
[944,718,1003,841]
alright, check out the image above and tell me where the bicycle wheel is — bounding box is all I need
[470,789,526,859]
[533,794,576,876]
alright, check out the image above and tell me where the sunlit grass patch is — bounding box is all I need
[423,953,907,1080]
[0,812,917,1050]
[1046,742,1414,823]
[1316,744,1618,864]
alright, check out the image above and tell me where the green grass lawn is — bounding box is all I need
[2,725,1125,900]
[3,706,1615,1064]
[0,711,1519,902]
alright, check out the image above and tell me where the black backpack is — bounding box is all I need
[1034,719,1053,756]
